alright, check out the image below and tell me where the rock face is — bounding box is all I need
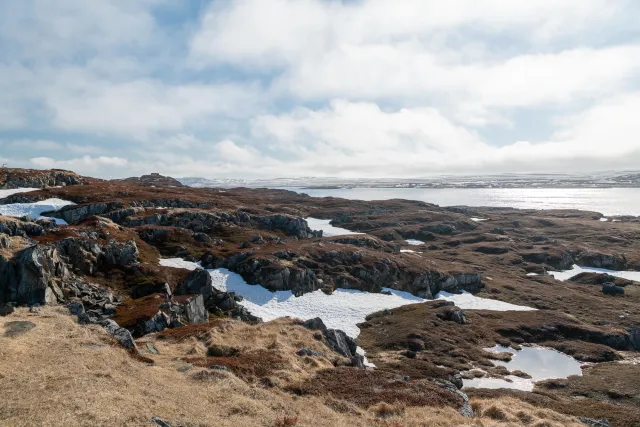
[0,168,86,189]
[0,217,46,237]
[176,268,213,296]
[576,251,628,270]
[0,237,139,307]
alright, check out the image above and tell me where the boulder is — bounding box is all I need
[101,319,137,351]
[177,268,213,297]
[185,295,208,324]
[602,283,624,296]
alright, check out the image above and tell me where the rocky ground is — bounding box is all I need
[0,168,639,427]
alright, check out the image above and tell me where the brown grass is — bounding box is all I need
[0,308,591,427]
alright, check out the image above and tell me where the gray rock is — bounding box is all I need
[0,303,15,316]
[324,328,358,358]
[185,294,208,324]
[579,417,612,427]
[296,348,325,357]
[146,342,159,354]
[177,268,213,297]
[151,417,172,427]
[4,320,36,337]
[602,283,624,296]
[101,319,137,351]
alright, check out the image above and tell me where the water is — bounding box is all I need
[291,187,640,216]
[463,345,582,391]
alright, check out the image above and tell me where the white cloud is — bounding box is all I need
[30,155,129,175]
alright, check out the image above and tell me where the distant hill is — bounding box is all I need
[113,173,183,188]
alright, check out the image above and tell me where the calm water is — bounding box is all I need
[289,187,640,216]
[463,345,582,391]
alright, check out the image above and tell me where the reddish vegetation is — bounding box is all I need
[183,349,289,380]
[288,368,464,410]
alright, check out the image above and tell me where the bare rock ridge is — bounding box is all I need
[0,167,89,189]
[113,172,184,188]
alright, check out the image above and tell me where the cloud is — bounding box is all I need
[0,0,639,178]
[30,155,129,176]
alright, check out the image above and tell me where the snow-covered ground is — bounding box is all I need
[0,188,73,224]
[0,188,39,198]
[160,257,422,338]
[160,258,536,337]
[436,291,536,311]
[470,217,488,222]
[0,198,74,225]
[305,217,363,237]
[549,264,640,282]
[405,239,424,246]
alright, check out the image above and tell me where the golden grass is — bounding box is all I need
[0,308,587,427]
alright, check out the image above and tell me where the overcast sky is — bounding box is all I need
[1,0,640,179]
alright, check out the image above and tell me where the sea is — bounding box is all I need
[282,187,640,217]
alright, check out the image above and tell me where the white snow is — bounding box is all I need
[549,264,640,282]
[0,198,74,224]
[159,258,423,338]
[526,272,539,276]
[305,217,363,237]
[0,188,39,198]
[470,217,488,222]
[599,218,609,222]
[436,291,536,311]
[400,249,420,254]
[405,239,424,246]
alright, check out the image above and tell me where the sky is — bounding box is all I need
[1,0,640,179]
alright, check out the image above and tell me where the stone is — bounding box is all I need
[407,339,426,352]
[4,320,36,337]
[177,268,213,297]
[101,319,137,351]
[151,417,172,427]
[429,378,473,418]
[0,303,15,316]
[438,307,467,324]
[146,343,159,354]
[579,418,612,427]
[602,283,624,296]
[302,317,328,332]
[324,329,357,358]
[185,295,208,325]
[296,348,325,357]
[28,304,42,313]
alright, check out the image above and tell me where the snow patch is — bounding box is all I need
[0,198,74,225]
[405,239,424,246]
[305,217,363,237]
[436,291,536,311]
[470,217,487,222]
[159,258,423,338]
[549,264,640,282]
[0,188,39,198]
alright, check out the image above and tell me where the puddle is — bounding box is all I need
[405,239,424,245]
[549,264,640,282]
[463,345,582,391]
[305,217,363,237]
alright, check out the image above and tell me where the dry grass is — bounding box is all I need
[0,308,588,427]
[470,398,586,427]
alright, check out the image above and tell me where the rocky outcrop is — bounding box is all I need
[0,237,138,307]
[302,317,363,367]
[575,251,628,270]
[0,216,46,237]
[113,173,184,188]
[0,168,86,189]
